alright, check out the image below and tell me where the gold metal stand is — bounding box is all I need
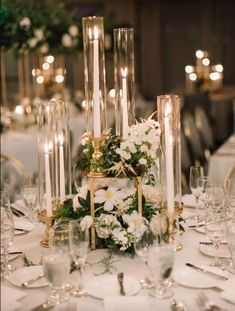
[38,208,60,248]
[160,205,183,251]
[87,135,106,178]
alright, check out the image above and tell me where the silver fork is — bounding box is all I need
[195,292,227,311]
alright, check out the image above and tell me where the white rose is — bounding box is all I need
[80,216,93,231]
[140,144,148,152]
[19,17,31,28]
[62,34,72,47]
[139,158,147,165]
[68,25,79,37]
[96,226,111,239]
[40,44,49,54]
[34,29,44,41]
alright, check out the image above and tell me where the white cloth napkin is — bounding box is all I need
[104,296,149,311]
[1,286,26,311]
[220,290,235,305]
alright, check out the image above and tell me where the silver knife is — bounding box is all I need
[22,273,44,287]
[185,263,228,281]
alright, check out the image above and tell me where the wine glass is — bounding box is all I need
[205,208,227,268]
[69,220,89,297]
[226,218,235,274]
[189,166,204,221]
[42,223,71,305]
[147,244,174,299]
[225,179,235,218]
[1,191,15,280]
[197,177,213,219]
[134,228,157,288]
[23,184,37,222]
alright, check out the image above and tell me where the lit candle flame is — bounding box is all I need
[121,67,128,78]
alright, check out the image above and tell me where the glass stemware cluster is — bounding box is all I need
[42,219,90,306]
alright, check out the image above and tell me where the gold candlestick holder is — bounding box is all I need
[160,204,183,251]
[88,135,106,178]
[38,208,60,248]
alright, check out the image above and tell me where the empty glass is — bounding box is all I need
[23,184,37,222]
[147,245,174,299]
[134,229,157,288]
[1,191,15,279]
[205,208,227,267]
[69,220,89,297]
[43,224,71,305]
[226,218,235,273]
[189,166,204,221]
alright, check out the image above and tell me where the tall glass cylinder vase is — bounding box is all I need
[114,28,135,139]
[157,95,181,215]
[37,99,71,217]
[82,16,107,138]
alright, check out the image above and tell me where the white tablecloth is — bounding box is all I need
[2,195,235,311]
[208,134,235,185]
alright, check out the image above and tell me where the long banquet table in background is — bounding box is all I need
[208,134,235,186]
[2,196,235,311]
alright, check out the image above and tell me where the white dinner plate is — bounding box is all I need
[199,244,230,258]
[9,266,48,288]
[1,253,19,262]
[86,275,141,299]
[194,226,206,234]
[173,266,224,289]
[14,219,34,235]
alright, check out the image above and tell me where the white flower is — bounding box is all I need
[68,25,79,37]
[116,148,131,160]
[112,229,128,246]
[28,37,37,48]
[140,144,148,152]
[142,185,161,204]
[104,34,112,49]
[80,216,93,231]
[139,158,147,165]
[94,187,123,211]
[96,226,111,239]
[40,44,49,54]
[19,17,31,28]
[78,184,88,199]
[81,132,90,146]
[150,214,167,235]
[34,29,44,41]
[62,34,72,47]
[122,211,147,239]
[72,194,81,210]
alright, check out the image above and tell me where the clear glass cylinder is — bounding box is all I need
[82,16,107,138]
[37,99,71,216]
[113,28,135,139]
[157,95,181,213]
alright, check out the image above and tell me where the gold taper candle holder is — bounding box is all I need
[88,135,106,178]
[160,205,183,251]
[38,208,60,248]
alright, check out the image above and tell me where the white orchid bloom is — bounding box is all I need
[19,17,31,28]
[80,215,93,231]
[94,187,123,211]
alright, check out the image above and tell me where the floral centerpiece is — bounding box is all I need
[59,115,184,254]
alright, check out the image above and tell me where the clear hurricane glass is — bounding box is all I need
[134,229,157,289]
[69,220,89,297]
[147,244,174,299]
[42,224,71,306]
[1,191,15,280]
[205,208,227,268]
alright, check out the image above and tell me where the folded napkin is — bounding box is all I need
[220,289,235,305]
[104,296,149,311]
[1,286,26,311]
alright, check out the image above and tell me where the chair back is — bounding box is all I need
[195,106,215,152]
[1,153,29,201]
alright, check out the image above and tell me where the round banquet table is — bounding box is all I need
[2,196,235,311]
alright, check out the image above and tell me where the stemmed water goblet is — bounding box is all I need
[42,223,71,306]
[134,228,157,288]
[69,220,89,297]
[147,244,174,299]
[225,178,235,218]
[189,166,204,221]
[1,191,15,280]
[205,208,227,268]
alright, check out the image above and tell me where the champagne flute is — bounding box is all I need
[43,224,71,305]
[69,220,89,297]
[205,208,227,268]
[23,184,37,222]
[1,191,15,280]
[134,228,157,288]
[147,245,174,299]
[189,166,204,221]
